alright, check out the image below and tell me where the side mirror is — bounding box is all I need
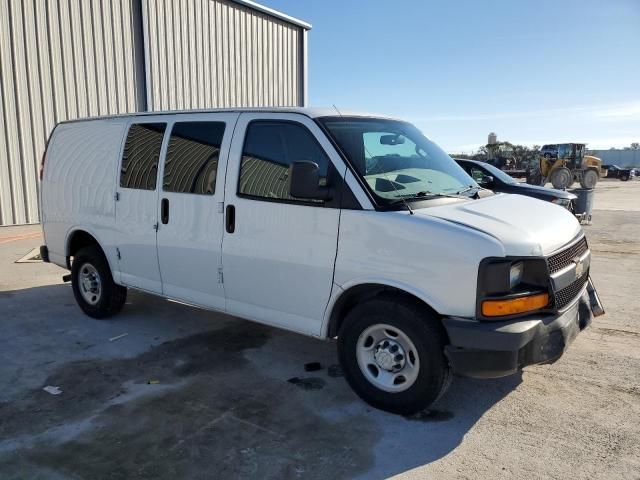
[479,175,494,188]
[288,161,332,201]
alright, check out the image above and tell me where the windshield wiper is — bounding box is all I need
[390,191,468,202]
[454,185,480,195]
[414,190,469,200]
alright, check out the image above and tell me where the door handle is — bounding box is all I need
[225,204,235,233]
[161,198,169,224]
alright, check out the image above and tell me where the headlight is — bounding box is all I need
[551,197,570,207]
[477,258,550,320]
[509,262,524,288]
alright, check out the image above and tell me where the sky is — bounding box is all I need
[259,0,640,153]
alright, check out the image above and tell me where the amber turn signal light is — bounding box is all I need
[482,293,549,317]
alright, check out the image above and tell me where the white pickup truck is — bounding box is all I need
[39,108,604,414]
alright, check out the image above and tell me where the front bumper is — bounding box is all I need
[442,277,604,378]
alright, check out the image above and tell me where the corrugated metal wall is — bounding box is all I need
[0,0,144,226]
[0,0,308,226]
[142,0,304,111]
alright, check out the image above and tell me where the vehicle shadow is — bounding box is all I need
[0,283,522,479]
[357,373,522,479]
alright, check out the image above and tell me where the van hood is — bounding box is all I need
[417,193,581,256]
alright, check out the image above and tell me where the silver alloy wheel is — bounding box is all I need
[356,323,420,393]
[79,263,102,306]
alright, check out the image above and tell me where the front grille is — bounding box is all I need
[547,237,588,274]
[554,273,588,310]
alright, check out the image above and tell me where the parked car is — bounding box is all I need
[602,164,634,181]
[540,144,559,159]
[39,108,604,415]
[455,159,577,210]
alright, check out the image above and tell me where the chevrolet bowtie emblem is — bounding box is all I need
[574,257,584,279]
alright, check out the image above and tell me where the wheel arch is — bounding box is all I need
[323,282,444,339]
[65,228,110,271]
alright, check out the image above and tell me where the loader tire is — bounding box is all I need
[550,167,573,189]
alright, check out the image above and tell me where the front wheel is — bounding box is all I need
[337,295,451,415]
[621,174,630,181]
[71,246,127,319]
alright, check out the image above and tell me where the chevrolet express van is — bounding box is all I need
[39,108,604,414]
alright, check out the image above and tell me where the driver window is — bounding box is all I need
[239,121,330,203]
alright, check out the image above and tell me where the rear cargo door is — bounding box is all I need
[114,120,167,293]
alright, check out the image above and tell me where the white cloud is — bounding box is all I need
[407,101,640,123]
[411,100,640,152]
[446,143,485,154]
[443,136,640,153]
[593,102,640,119]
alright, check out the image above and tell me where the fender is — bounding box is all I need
[321,276,448,339]
[64,225,121,284]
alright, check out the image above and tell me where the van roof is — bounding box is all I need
[57,107,400,125]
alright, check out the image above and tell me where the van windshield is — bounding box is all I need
[319,117,477,205]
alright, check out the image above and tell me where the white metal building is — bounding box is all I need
[0,0,310,226]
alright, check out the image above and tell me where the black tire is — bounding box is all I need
[550,167,573,189]
[580,169,598,189]
[71,245,126,319]
[621,174,629,181]
[337,294,451,415]
[526,169,543,186]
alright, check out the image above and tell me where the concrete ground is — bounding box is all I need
[1,178,638,479]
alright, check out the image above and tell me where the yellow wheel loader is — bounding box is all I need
[536,143,602,189]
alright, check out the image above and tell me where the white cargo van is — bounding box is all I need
[40,108,604,414]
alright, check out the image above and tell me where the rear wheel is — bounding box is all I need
[550,167,573,189]
[580,169,598,189]
[71,246,126,319]
[337,295,451,415]
[526,168,543,186]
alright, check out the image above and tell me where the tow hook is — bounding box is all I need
[62,274,72,283]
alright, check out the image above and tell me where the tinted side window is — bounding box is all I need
[239,121,329,201]
[120,123,166,190]
[458,163,472,176]
[164,122,225,195]
[469,167,485,182]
